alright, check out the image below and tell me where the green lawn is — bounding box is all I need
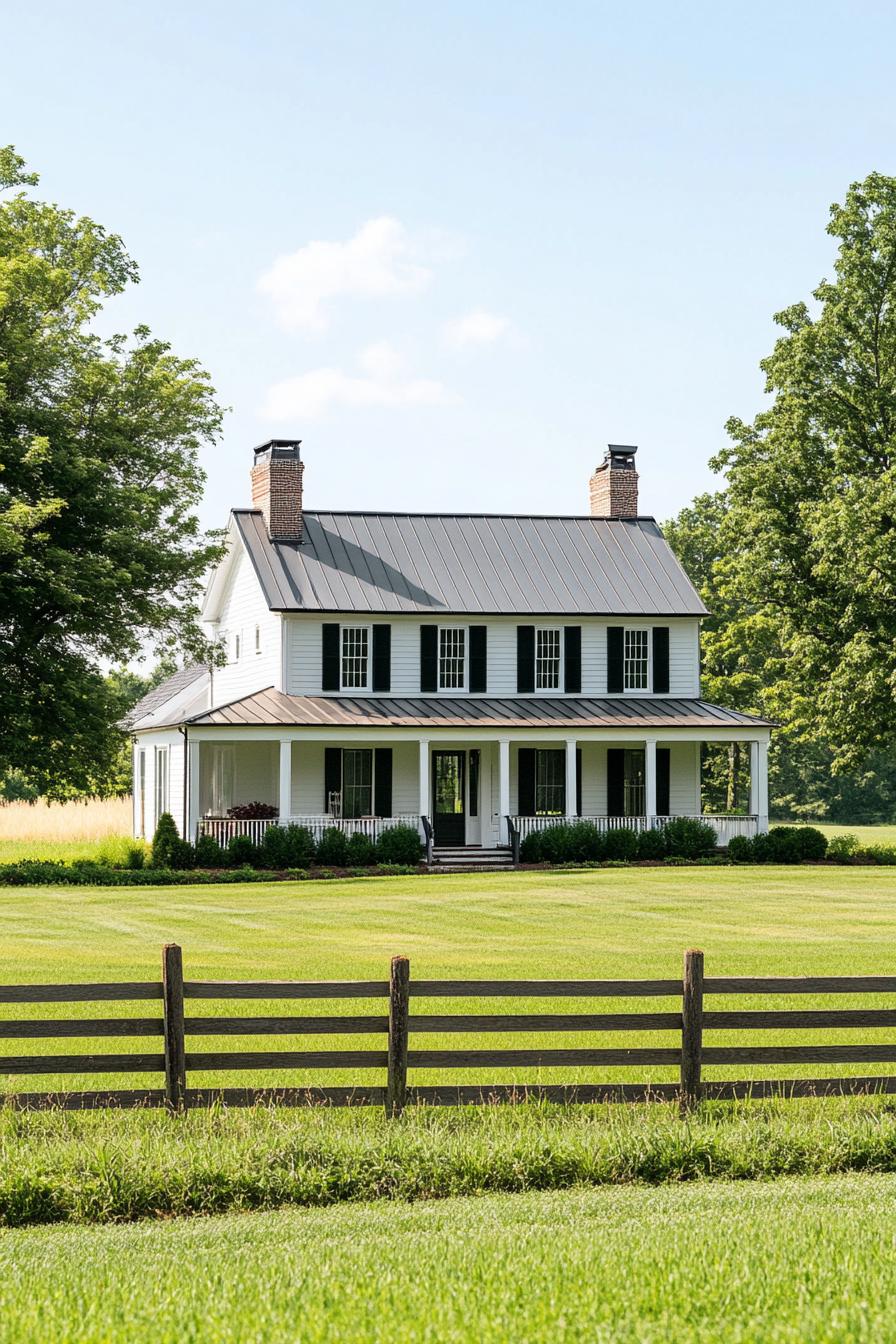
[3,866,896,1092]
[3,1175,896,1341]
[809,821,896,844]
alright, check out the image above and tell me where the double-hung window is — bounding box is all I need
[341,626,370,690]
[154,746,169,821]
[535,627,562,691]
[623,628,650,691]
[439,627,466,691]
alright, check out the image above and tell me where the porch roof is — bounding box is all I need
[178,688,773,731]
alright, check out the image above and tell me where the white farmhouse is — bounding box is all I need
[126,440,771,863]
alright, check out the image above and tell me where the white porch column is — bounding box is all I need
[418,739,430,818]
[565,738,577,818]
[498,738,511,844]
[187,739,201,842]
[752,739,769,833]
[278,739,293,823]
[644,737,657,822]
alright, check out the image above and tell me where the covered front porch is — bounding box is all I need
[187,729,770,854]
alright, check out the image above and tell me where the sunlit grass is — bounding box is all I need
[0,797,132,861]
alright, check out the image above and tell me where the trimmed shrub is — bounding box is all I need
[194,832,225,868]
[603,826,640,861]
[316,827,349,867]
[726,834,754,863]
[150,814,195,869]
[662,817,717,859]
[637,827,667,861]
[519,830,543,863]
[538,824,573,865]
[828,833,860,861]
[226,834,259,868]
[259,824,292,870]
[346,831,377,866]
[376,824,423,866]
[150,813,181,869]
[764,826,805,864]
[859,844,896,865]
[792,826,828,861]
[280,824,316,868]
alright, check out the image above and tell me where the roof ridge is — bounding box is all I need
[231,508,659,522]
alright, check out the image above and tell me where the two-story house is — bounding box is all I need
[127,439,771,861]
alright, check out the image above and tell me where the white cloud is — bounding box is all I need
[261,342,451,420]
[443,308,511,348]
[257,218,432,332]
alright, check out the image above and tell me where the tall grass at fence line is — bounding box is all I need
[0,797,133,861]
[3,1095,896,1227]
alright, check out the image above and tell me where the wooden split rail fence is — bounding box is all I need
[5,947,896,1113]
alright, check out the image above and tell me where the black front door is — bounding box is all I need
[433,750,466,846]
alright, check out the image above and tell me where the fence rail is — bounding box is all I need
[5,947,896,1113]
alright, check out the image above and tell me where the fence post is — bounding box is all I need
[162,943,187,1113]
[680,948,704,1112]
[386,955,410,1118]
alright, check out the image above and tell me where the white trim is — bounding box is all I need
[339,622,372,692]
[534,625,564,694]
[437,624,468,694]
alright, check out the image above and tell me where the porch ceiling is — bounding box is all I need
[182,689,773,732]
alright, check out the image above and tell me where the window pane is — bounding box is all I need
[623,749,645,816]
[535,749,565,815]
[469,750,480,817]
[439,628,466,689]
[536,628,561,690]
[624,629,649,690]
[341,627,369,689]
[342,749,372,818]
[155,748,169,819]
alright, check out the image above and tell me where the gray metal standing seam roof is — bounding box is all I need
[175,689,771,731]
[120,663,208,730]
[231,510,707,617]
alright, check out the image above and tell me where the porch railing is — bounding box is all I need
[509,814,759,848]
[197,814,424,847]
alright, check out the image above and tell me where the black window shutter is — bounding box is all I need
[576,748,582,817]
[322,623,341,692]
[517,626,535,693]
[374,748,393,817]
[607,748,625,816]
[564,626,582,693]
[656,748,671,816]
[469,625,487,693]
[652,627,670,694]
[607,627,624,694]
[324,747,342,811]
[420,625,438,692]
[518,747,536,815]
[372,625,391,693]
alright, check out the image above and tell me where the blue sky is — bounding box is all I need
[4,1,896,526]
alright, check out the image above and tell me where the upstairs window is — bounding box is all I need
[154,746,169,820]
[233,631,242,662]
[255,625,262,655]
[439,627,466,690]
[341,626,370,689]
[535,627,562,691]
[623,628,649,691]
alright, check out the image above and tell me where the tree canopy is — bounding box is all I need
[712,172,896,771]
[0,147,224,796]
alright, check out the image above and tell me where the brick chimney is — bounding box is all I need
[589,444,639,518]
[251,440,304,542]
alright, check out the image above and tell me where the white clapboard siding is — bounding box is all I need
[283,614,702,699]
[211,545,282,707]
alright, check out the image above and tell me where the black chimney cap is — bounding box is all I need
[253,438,302,460]
[605,444,637,469]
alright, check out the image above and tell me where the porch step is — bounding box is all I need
[431,846,513,870]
